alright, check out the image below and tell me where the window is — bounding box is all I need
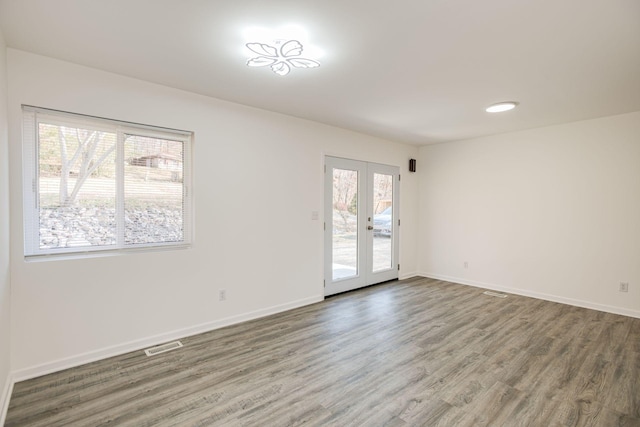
[23,107,192,257]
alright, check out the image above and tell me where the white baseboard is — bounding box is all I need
[399,271,418,280]
[0,372,14,427]
[12,295,323,383]
[418,272,640,319]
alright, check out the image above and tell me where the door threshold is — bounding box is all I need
[325,278,399,298]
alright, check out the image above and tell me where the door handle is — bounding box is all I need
[367,226,374,230]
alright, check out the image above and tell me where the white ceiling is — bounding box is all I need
[1,0,639,145]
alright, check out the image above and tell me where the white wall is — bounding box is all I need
[418,111,640,317]
[0,23,13,424]
[7,49,419,376]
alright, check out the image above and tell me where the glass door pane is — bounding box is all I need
[332,168,358,280]
[372,173,393,272]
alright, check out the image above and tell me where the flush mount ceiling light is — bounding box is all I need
[486,102,518,113]
[246,39,320,76]
[243,25,322,76]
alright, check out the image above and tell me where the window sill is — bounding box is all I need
[24,243,191,262]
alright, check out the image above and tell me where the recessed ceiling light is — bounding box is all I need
[486,102,518,113]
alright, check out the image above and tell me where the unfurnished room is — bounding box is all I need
[0,0,639,426]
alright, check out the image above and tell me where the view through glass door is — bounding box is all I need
[324,156,399,296]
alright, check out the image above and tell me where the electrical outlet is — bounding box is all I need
[219,289,227,301]
[464,261,469,269]
[619,282,629,293]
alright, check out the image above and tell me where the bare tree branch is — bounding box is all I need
[58,128,115,206]
[68,132,115,204]
[58,128,70,205]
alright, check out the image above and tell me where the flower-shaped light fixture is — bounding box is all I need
[246,39,320,76]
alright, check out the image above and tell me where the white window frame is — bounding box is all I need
[22,106,193,258]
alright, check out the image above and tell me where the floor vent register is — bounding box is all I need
[144,340,184,356]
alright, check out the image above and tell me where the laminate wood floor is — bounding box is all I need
[6,277,640,426]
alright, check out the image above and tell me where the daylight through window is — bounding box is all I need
[23,107,192,257]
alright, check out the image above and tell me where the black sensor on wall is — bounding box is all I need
[409,158,416,172]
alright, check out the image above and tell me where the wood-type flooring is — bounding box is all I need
[5,277,640,426]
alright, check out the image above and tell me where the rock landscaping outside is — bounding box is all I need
[39,206,183,249]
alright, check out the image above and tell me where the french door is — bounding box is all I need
[324,156,399,296]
